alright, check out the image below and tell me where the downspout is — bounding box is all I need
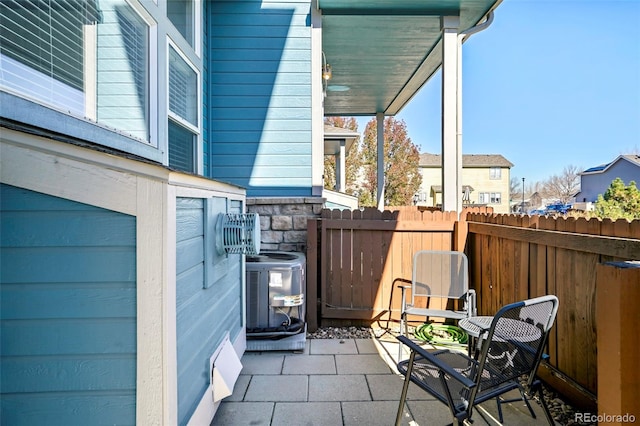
[455,11,494,216]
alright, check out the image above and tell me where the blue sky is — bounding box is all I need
[357,0,640,186]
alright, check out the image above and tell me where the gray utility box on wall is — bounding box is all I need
[245,251,306,351]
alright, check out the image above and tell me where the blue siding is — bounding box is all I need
[0,184,137,426]
[207,0,313,197]
[175,197,243,425]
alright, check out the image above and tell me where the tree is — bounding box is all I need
[541,165,581,204]
[359,117,422,206]
[323,117,362,194]
[593,178,640,220]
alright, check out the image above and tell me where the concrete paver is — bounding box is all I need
[353,338,377,354]
[342,400,410,426]
[212,336,557,425]
[335,353,394,374]
[308,375,370,402]
[213,402,274,425]
[240,353,284,375]
[244,375,308,402]
[309,338,358,354]
[271,402,342,426]
[282,354,336,374]
[365,373,435,401]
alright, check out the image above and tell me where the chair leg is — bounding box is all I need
[398,312,406,361]
[395,351,416,426]
[496,397,504,423]
[533,382,555,425]
[497,387,537,422]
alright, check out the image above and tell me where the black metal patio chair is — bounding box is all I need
[395,295,559,426]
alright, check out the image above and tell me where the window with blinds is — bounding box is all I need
[0,0,96,114]
[168,119,195,173]
[168,45,198,127]
[0,0,150,142]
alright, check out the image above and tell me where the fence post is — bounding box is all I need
[596,261,640,423]
[306,219,319,331]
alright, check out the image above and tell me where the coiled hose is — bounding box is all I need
[414,323,469,346]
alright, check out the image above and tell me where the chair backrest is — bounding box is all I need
[477,295,559,393]
[411,250,469,305]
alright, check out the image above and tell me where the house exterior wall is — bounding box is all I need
[417,165,511,214]
[0,129,246,425]
[175,196,244,425]
[207,0,315,197]
[577,160,640,203]
[0,184,137,425]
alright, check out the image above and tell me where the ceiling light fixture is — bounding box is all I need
[322,52,332,81]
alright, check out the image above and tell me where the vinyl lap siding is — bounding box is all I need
[175,197,242,425]
[0,184,137,425]
[208,0,313,196]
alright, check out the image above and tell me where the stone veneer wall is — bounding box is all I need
[246,197,325,252]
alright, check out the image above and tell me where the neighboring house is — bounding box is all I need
[510,191,545,214]
[1,0,502,424]
[574,154,640,203]
[416,153,513,214]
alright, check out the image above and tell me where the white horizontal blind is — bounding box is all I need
[0,0,96,90]
[0,0,97,114]
[168,119,195,173]
[0,0,150,142]
[168,45,198,127]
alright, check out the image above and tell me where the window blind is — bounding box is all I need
[168,119,195,173]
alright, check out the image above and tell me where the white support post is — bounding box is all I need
[376,112,385,210]
[441,16,461,214]
[311,2,324,196]
[338,139,346,193]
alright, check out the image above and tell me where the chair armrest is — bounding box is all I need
[396,335,476,389]
[466,289,477,317]
[399,285,411,311]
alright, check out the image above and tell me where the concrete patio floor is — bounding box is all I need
[212,330,557,425]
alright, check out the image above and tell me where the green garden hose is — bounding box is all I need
[414,323,469,346]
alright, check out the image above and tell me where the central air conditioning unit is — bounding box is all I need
[245,251,306,351]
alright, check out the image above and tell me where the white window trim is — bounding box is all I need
[166,39,201,134]
[194,0,202,57]
[166,38,202,174]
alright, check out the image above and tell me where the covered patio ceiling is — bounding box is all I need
[318,0,502,117]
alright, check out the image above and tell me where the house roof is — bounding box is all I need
[419,153,513,168]
[581,154,640,174]
[323,124,359,155]
[318,0,502,116]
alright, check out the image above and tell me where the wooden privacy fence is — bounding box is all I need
[305,206,488,330]
[466,213,640,411]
